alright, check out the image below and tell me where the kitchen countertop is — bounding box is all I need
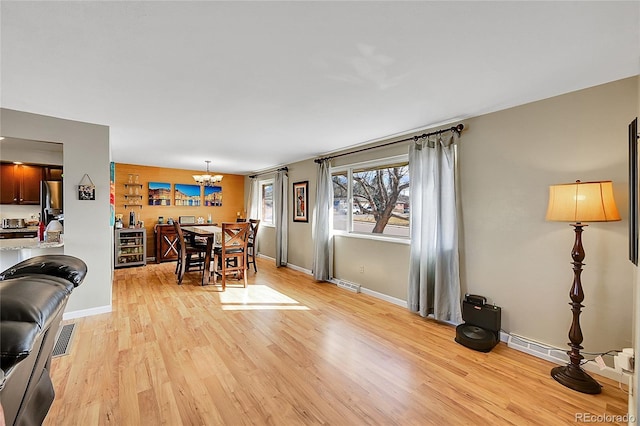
[0,237,64,251]
[0,226,39,234]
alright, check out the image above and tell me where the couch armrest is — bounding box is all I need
[0,276,73,372]
[0,255,88,287]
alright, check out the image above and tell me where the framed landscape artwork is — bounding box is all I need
[204,185,223,206]
[175,184,201,206]
[293,181,308,222]
[148,182,171,206]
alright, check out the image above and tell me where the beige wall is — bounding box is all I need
[460,77,636,352]
[0,108,112,315]
[260,76,638,356]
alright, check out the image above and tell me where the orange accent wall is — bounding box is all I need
[115,163,245,259]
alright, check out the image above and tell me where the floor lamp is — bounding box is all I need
[545,180,621,394]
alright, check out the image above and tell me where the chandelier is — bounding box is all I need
[193,160,223,186]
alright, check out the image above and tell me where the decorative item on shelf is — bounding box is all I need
[193,160,223,187]
[115,214,124,229]
[78,174,95,200]
[545,179,621,394]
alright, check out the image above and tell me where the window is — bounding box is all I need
[260,179,274,226]
[332,156,410,239]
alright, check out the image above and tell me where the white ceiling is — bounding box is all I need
[1,1,638,175]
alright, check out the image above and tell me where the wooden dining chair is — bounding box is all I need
[213,222,250,290]
[173,222,208,285]
[246,219,260,272]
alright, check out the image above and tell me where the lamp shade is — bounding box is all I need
[546,180,621,223]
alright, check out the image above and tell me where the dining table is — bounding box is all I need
[180,225,222,285]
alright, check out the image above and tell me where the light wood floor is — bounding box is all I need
[45,259,629,425]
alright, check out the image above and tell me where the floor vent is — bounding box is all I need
[507,334,568,364]
[337,280,361,293]
[52,323,76,357]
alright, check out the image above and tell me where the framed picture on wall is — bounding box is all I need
[293,181,308,222]
[204,185,223,206]
[149,182,171,206]
[174,184,201,206]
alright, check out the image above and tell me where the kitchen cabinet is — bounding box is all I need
[43,166,63,181]
[0,163,42,205]
[155,224,178,263]
[115,228,146,268]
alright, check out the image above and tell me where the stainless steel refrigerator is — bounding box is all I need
[40,181,63,225]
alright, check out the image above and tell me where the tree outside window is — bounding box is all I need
[332,158,409,238]
[260,180,273,225]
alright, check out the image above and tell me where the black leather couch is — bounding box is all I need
[0,255,87,426]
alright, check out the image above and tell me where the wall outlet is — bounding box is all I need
[614,352,634,373]
[359,266,364,273]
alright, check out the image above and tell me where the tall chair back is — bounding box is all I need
[173,222,206,284]
[217,222,250,290]
[173,222,187,283]
[247,219,260,272]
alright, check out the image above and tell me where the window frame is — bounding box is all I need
[331,154,410,244]
[258,178,275,228]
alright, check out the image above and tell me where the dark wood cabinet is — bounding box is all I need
[155,224,179,263]
[43,166,63,181]
[0,163,42,205]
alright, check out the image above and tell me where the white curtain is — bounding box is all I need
[274,170,288,266]
[246,177,259,220]
[312,159,333,281]
[407,133,462,323]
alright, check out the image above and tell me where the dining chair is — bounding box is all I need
[247,219,260,272]
[173,222,208,285]
[214,222,250,290]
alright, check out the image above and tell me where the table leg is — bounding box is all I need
[201,236,213,286]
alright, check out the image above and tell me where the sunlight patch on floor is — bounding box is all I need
[219,285,309,311]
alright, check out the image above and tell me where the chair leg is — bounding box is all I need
[177,257,185,285]
[221,261,226,291]
[242,265,247,288]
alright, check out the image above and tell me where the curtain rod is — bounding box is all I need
[248,166,288,179]
[314,124,464,164]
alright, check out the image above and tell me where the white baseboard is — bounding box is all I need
[359,287,407,308]
[257,253,273,261]
[63,304,112,320]
[286,263,312,275]
[505,333,629,384]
